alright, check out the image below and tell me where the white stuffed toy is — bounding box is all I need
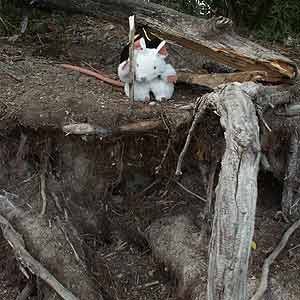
[118,37,176,101]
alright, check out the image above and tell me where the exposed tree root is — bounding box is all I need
[175,95,209,175]
[0,190,103,300]
[282,133,300,220]
[0,214,80,300]
[250,218,300,300]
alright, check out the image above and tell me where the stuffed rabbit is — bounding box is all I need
[118,37,176,101]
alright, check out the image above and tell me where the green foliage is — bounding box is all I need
[0,0,24,33]
[151,0,211,17]
[156,0,300,42]
[257,0,300,41]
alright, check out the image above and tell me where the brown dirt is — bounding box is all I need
[0,9,300,300]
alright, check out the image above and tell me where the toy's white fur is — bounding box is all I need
[117,38,176,101]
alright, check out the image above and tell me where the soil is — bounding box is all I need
[0,7,300,300]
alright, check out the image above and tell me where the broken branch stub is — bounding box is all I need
[207,83,261,300]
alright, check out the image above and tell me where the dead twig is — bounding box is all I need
[51,192,63,212]
[155,138,171,174]
[128,15,135,102]
[61,64,124,88]
[175,95,209,175]
[15,133,27,173]
[174,180,206,203]
[40,173,47,216]
[58,221,82,264]
[250,218,300,300]
[112,142,125,188]
[0,215,79,300]
[39,139,50,216]
[156,111,172,174]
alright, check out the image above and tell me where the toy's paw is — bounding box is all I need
[167,75,177,83]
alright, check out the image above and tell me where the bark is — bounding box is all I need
[207,83,261,300]
[28,0,298,82]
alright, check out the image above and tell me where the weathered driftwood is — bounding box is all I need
[0,191,102,300]
[173,81,262,299]
[29,0,298,81]
[204,83,261,300]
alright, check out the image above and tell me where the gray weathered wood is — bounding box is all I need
[207,83,261,300]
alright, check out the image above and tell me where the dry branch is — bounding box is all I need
[61,64,124,88]
[177,70,267,88]
[174,180,206,203]
[250,218,300,300]
[0,215,80,300]
[39,173,47,216]
[63,120,164,136]
[128,15,135,102]
[32,0,298,81]
[61,63,267,90]
[175,96,209,175]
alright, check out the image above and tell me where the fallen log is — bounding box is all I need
[28,0,298,81]
[61,63,266,89]
[176,70,267,88]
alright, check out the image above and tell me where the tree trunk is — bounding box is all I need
[27,0,298,82]
[207,83,261,300]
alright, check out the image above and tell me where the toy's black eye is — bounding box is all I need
[154,66,157,70]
